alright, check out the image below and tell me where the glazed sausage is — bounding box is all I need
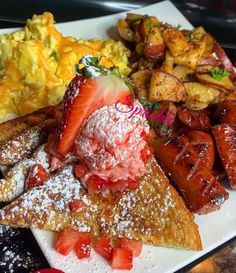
[154,132,229,214]
[213,124,236,190]
[214,100,236,125]
[177,106,211,131]
[187,130,215,170]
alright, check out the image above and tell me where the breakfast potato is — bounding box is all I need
[130,70,152,100]
[174,40,206,69]
[196,73,235,93]
[117,19,135,42]
[162,28,189,57]
[149,70,187,102]
[161,51,174,74]
[172,65,194,81]
[202,33,215,56]
[184,82,220,110]
[139,16,160,40]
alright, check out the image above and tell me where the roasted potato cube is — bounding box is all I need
[149,70,187,102]
[130,70,152,99]
[184,82,220,110]
[202,33,215,56]
[163,28,190,57]
[174,40,206,69]
[196,73,235,93]
[161,51,174,74]
[192,26,206,39]
[117,19,134,42]
[146,26,163,45]
[173,65,194,82]
[139,16,159,39]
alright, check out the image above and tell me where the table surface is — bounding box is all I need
[0,1,236,272]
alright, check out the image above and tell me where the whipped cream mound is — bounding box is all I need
[75,101,150,182]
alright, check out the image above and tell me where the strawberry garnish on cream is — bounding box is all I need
[53,56,132,156]
[49,55,153,193]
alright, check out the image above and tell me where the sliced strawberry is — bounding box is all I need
[74,163,88,179]
[111,248,133,270]
[75,232,91,259]
[55,74,131,156]
[69,199,87,212]
[33,269,64,273]
[87,175,107,194]
[95,235,113,260]
[127,178,139,190]
[54,228,80,256]
[141,146,154,163]
[25,163,49,190]
[120,237,143,257]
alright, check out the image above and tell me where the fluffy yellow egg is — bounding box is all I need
[0,12,131,121]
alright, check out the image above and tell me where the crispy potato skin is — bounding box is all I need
[149,70,186,102]
[213,124,236,190]
[154,132,229,214]
[177,106,211,131]
[163,29,189,57]
[196,73,235,93]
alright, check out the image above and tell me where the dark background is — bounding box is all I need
[0,1,236,272]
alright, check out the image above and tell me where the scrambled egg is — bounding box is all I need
[0,12,131,121]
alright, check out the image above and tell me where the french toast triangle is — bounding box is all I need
[0,157,202,250]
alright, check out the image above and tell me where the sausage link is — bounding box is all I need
[213,124,236,190]
[154,133,229,214]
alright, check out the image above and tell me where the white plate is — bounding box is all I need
[2,1,236,272]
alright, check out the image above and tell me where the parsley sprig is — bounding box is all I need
[210,68,229,81]
[75,55,133,91]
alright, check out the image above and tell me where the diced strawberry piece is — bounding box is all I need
[141,146,154,163]
[54,228,80,256]
[141,131,147,141]
[74,163,88,179]
[120,237,143,257]
[127,178,139,190]
[106,179,127,193]
[69,199,87,212]
[111,248,133,270]
[87,175,107,194]
[33,269,64,273]
[25,163,49,190]
[95,235,113,260]
[75,233,91,259]
[55,74,131,156]
[26,115,43,126]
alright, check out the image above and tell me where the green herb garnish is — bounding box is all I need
[50,50,58,61]
[146,19,153,29]
[186,33,194,41]
[176,24,182,29]
[210,68,229,81]
[75,55,133,91]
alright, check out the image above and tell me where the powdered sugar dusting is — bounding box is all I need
[76,102,149,182]
[0,158,197,250]
[0,125,47,165]
[0,145,50,202]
